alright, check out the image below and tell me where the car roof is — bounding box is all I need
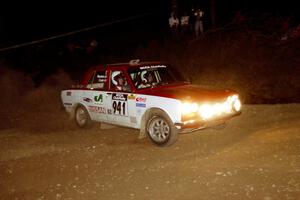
[91,60,168,70]
[80,60,168,85]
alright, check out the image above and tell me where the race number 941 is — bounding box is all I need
[112,101,126,115]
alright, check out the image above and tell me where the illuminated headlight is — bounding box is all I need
[198,103,229,119]
[198,104,214,119]
[227,94,238,102]
[198,95,241,120]
[227,95,241,112]
[180,102,199,114]
[181,95,241,120]
[233,99,241,112]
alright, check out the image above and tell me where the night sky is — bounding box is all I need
[0,1,166,47]
[0,0,299,49]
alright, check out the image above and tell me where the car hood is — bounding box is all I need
[139,84,237,102]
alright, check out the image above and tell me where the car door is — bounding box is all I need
[105,68,136,127]
[83,69,108,122]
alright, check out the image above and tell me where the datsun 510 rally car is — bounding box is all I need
[61,60,242,146]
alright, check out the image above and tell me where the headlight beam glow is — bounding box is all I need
[181,95,241,120]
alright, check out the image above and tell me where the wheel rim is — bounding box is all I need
[148,117,170,143]
[76,107,87,126]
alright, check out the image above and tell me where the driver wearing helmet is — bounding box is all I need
[113,72,131,92]
[138,71,156,89]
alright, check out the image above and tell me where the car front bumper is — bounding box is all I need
[175,111,241,133]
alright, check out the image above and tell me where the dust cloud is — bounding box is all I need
[0,66,74,131]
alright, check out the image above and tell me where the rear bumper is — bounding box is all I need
[175,111,241,133]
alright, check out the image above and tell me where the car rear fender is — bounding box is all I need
[70,103,86,120]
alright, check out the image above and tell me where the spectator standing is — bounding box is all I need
[169,12,180,38]
[180,12,190,36]
[194,7,204,37]
[189,7,196,35]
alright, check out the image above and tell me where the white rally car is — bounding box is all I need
[61,60,242,146]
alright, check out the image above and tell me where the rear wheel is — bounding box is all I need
[146,110,178,147]
[75,105,92,128]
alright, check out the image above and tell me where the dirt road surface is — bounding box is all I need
[0,104,300,200]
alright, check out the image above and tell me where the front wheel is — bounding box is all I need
[75,105,92,128]
[146,110,178,147]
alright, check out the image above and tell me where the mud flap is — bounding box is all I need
[139,118,147,139]
[139,110,150,139]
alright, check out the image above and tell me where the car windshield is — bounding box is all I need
[128,64,186,90]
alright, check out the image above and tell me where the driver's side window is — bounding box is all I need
[86,70,107,90]
[110,70,131,92]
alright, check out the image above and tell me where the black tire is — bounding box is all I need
[75,105,92,128]
[146,109,178,147]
